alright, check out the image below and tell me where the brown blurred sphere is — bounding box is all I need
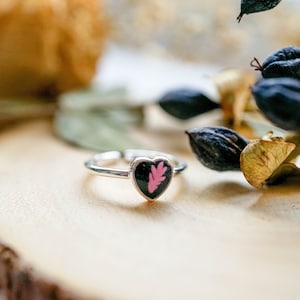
[0,0,107,97]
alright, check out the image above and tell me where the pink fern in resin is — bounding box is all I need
[148,161,167,193]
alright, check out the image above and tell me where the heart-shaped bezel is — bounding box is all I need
[130,156,173,201]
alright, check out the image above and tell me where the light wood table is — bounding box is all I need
[1,118,300,299]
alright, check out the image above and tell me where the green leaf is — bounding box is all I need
[54,87,144,151]
[59,86,131,112]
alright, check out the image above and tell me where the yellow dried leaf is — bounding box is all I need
[240,137,296,188]
[284,133,300,163]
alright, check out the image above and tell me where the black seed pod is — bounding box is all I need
[256,46,300,80]
[252,77,300,131]
[237,0,281,22]
[158,88,219,120]
[186,126,249,171]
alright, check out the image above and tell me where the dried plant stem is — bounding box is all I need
[0,99,56,125]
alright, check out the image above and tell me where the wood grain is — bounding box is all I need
[1,119,300,300]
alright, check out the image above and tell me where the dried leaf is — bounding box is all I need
[284,133,300,163]
[266,163,300,185]
[240,136,296,188]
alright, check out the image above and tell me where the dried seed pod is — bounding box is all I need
[240,136,296,188]
[237,0,282,22]
[186,126,249,171]
[251,46,300,80]
[158,88,219,120]
[251,77,300,131]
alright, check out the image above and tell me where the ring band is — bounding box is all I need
[84,149,187,201]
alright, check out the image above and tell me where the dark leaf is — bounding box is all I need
[237,0,282,22]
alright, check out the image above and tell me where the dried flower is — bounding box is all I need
[0,0,107,97]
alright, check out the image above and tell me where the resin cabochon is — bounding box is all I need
[131,157,173,200]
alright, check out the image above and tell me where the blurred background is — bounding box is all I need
[0,0,299,149]
[0,0,299,97]
[106,0,300,66]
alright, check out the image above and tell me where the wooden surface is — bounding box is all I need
[1,118,300,300]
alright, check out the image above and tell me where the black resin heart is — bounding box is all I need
[131,157,173,201]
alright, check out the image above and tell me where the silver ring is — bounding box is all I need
[84,149,187,201]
